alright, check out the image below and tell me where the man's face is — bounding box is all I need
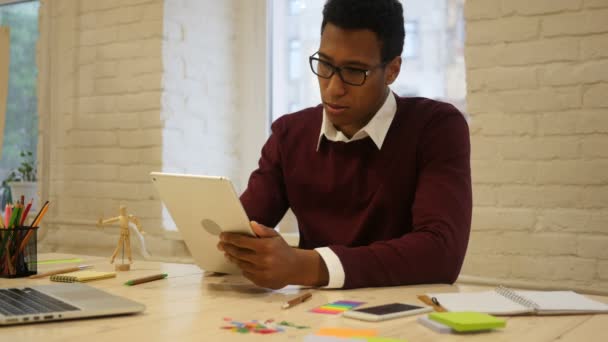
[316,23,401,137]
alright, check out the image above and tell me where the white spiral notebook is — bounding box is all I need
[428,286,608,316]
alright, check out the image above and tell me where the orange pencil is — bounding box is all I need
[32,202,50,227]
[28,201,49,227]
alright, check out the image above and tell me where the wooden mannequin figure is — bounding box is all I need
[97,205,144,271]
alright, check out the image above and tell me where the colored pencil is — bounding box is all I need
[29,201,49,228]
[19,199,33,226]
[124,273,168,286]
[29,265,93,279]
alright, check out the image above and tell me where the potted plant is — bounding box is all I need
[0,172,15,208]
[7,150,38,210]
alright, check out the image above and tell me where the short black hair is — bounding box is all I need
[321,0,405,63]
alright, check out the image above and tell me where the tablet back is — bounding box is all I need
[150,172,254,274]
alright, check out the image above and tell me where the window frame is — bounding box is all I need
[0,0,41,185]
[0,0,32,5]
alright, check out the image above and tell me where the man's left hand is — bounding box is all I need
[217,221,298,289]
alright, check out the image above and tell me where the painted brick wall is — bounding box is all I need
[463,0,608,292]
[161,0,240,231]
[36,0,264,261]
[37,0,185,260]
[162,0,241,179]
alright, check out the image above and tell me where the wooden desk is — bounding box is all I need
[2,254,608,342]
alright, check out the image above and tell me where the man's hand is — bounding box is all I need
[217,221,329,289]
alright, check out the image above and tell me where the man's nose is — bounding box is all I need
[326,72,347,97]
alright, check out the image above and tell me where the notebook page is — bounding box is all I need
[516,291,608,313]
[428,291,532,315]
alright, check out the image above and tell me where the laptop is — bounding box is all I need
[0,283,145,325]
[150,172,256,274]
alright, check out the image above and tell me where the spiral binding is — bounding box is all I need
[49,274,78,283]
[496,285,540,310]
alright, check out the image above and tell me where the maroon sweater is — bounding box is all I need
[241,95,472,289]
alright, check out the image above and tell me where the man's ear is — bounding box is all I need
[385,56,402,85]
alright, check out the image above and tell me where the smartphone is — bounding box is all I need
[342,303,433,322]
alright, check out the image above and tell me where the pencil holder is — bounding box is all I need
[0,226,38,278]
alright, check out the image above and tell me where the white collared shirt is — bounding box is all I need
[316,90,397,151]
[314,90,397,288]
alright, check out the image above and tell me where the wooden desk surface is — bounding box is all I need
[2,254,608,342]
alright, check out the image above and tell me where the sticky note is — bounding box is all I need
[316,327,377,338]
[428,312,506,332]
[310,300,365,314]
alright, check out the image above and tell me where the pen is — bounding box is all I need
[281,292,313,309]
[417,295,447,312]
[29,265,93,279]
[124,273,168,286]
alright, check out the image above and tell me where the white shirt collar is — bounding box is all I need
[316,90,397,151]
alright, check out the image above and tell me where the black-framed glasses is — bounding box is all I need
[308,52,386,86]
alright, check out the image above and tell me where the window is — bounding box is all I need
[0,0,39,183]
[288,39,302,81]
[403,21,419,59]
[269,0,467,122]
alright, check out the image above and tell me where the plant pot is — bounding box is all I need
[8,181,39,211]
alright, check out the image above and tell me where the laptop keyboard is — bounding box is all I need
[0,288,80,317]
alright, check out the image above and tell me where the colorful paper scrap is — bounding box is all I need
[221,318,311,334]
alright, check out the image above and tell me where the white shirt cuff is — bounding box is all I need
[314,247,345,288]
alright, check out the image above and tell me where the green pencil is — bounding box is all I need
[9,206,21,228]
[124,273,168,286]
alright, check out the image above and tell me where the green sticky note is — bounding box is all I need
[428,312,506,333]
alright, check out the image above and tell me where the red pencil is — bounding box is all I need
[20,199,33,226]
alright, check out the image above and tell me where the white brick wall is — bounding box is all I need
[162,0,240,179]
[464,0,608,292]
[37,0,184,259]
[36,0,267,261]
[161,0,247,230]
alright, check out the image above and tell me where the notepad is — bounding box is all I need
[428,286,608,316]
[428,312,506,332]
[50,270,116,283]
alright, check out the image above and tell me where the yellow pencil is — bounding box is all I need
[29,265,93,279]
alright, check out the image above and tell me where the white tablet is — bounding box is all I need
[150,172,255,274]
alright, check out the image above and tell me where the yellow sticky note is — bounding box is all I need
[316,327,377,338]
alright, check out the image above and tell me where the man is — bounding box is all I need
[218,0,471,289]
